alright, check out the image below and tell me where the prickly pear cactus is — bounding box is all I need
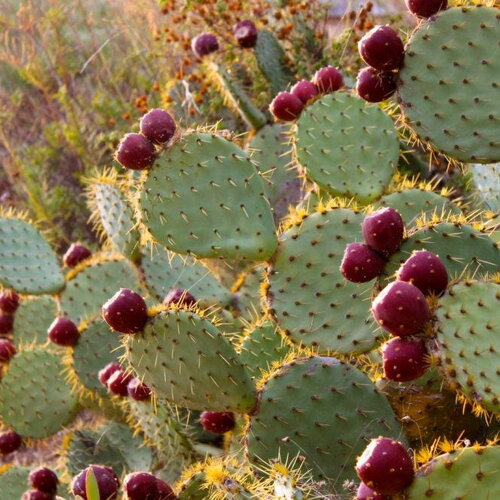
[294,93,399,203]
[470,162,500,213]
[139,132,277,260]
[0,466,32,500]
[398,6,500,163]
[0,216,65,294]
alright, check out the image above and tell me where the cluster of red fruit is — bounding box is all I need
[16,466,60,500]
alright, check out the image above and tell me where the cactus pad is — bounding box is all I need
[0,466,31,500]
[232,265,265,320]
[246,357,403,486]
[398,6,500,163]
[139,132,277,260]
[407,445,500,499]
[125,310,257,412]
[13,295,58,347]
[0,347,78,438]
[294,93,399,202]
[266,207,380,354]
[0,217,65,294]
[72,318,124,397]
[435,280,500,414]
[141,245,231,307]
[471,162,500,213]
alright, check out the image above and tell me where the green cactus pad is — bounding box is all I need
[141,245,231,307]
[72,318,124,397]
[435,280,500,414]
[398,6,500,163]
[471,163,499,213]
[88,180,141,261]
[177,470,210,500]
[294,93,399,203]
[384,222,499,280]
[407,445,500,499]
[266,207,380,354]
[0,466,31,500]
[246,357,403,486]
[13,295,58,347]
[139,132,277,261]
[125,310,257,412]
[60,255,142,323]
[238,322,290,377]
[254,30,294,95]
[0,217,65,294]
[232,265,265,320]
[0,348,78,438]
[376,189,461,226]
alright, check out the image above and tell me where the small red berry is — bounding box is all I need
[406,0,448,18]
[311,66,344,93]
[0,430,22,454]
[233,20,258,48]
[290,80,319,104]
[269,92,304,122]
[0,290,19,314]
[127,378,151,401]
[164,289,196,308]
[29,467,59,494]
[140,109,176,145]
[356,67,397,103]
[98,362,122,386]
[382,337,429,382]
[0,338,16,363]
[107,369,133,397]
[191,33,219,57]
[358,25,405,71]
[0,314,13,334]
[71,465,120,500]
[200,411,236,434]
[362,207,404,257]
[102,288,148,334]
[63,243,92,268]
[340,243,386,283]
[116,133,156,171]
[47,317,79,347]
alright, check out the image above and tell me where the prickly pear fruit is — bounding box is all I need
[102,288,148,334]
[396,250,448,296]
[340,243,386,283]
[98,362,121,386]
[0,289,19,314]
[29,467,59,494]
[270,92,304,121]
[358,25,404,71]
[116,133,156,171]
[140,109,176,145]
[21,491,53,500]
[406,0,447,18]
[0,314,14,334]
[372,281,430,337]
[356,437,414,495]
[47,317,79,347]
[233,20,258,48]
[382,337,428,382]
[200,411,236,434]
[362,207,404,257]
[163,289,196,308]
[0,430,22,454]
[0,338,16,362]
[291,80,319,104]
[127,378,151,401]
[63,243,92,268]
[124,472,177,500]
[311,66,344,93]
[357,482,390,500]
[156,479,177,500]
[106,368,133,397]
[356,67,397,103]
[191,33,219,57]
[71,465,120,500]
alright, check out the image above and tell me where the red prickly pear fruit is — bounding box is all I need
[156,478,177,500]
[47,317,79,347]
[0,314,14,334]
[356,67,397,103]
[0,430,22,454]
[382,337,429,382]
[140,109,176,145]
[29,467,59,494]
[116,133,156,171]
[356,482,390,500]
[406,0,447,18]
[200,411,236,434]
[127,378,151,401]
[396,250,448,296]
[356,437,414,495]
[123,472,158,500]
[0,289,19,314]
[21,491,53,500]
[191,33,219,57]
[372,281,430,337]
[71,465,120,500]
[362,207,404,257]
[290,80,319,104]
[98,362,122,386]
[233,20,258,48]
[0,338,16,362]
[358,25,404,71]
[340,243,386,283]
[269,92,304,122]
[164,289,197,308]
[106,368,133,397]
[63,243,92,268]
[102,288,148,334]
[311,66,344,93]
